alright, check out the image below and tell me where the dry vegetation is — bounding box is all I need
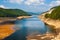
[0,24,15,40]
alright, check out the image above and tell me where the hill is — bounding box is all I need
[0,8,31,17]
[39,6,60,40]
[45,6,60,20]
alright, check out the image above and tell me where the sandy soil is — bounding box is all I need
[0,24,15,40]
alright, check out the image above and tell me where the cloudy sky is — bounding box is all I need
[0,0,60,12]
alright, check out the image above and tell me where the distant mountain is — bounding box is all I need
[0,8,31,17]
[28,12,41,15]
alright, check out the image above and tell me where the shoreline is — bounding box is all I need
[0,16,32,24]
[0,16,32,39]
[38,13,60,40]
[38,14,60,29]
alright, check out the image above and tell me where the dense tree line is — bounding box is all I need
[0,8,31,17]
[45,6,60,20]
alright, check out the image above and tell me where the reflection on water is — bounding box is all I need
[3,15,49,40]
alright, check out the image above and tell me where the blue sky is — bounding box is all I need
[0,0,60,12]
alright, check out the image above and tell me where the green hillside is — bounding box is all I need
[0,8,31,17]
[45,6,60,20]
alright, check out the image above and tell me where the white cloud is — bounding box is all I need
[24,0,45,5]
[9,0,24,4]
[49,0,60,7]
[0,5,6,8]
[0,5,9,9]
[4,0,45,5]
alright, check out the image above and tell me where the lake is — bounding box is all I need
[3,15,50,40]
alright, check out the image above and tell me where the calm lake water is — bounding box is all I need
[4,15,50,40]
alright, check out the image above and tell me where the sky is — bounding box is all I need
[0,0,60,12]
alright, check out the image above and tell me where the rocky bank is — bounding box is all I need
[38,9,60,40]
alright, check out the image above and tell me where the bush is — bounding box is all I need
[45,13,50,18]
